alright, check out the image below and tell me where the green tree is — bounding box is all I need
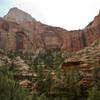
[35,68,54,95]
[31,91,39,100]
[87,87,100,100]
[0,66,28,100]
[92,65,100,88]
[39,94,46,100]
[53,67,81,100]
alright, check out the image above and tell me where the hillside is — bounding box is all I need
[61,39,100,87]
[0,39,100,100]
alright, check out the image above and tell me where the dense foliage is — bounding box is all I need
[0,65,29,100]
[0,50,100,100]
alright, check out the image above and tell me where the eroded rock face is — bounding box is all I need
[20,80,31,88]
[61,39,100,87]
[1,8,100,55]
[0,18,34,53]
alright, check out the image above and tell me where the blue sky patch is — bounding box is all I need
[0,0,13,17]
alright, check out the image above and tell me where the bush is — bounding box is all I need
[0,66,28,100]
[87,87,100,100]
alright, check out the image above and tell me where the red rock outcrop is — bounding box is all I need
[61,39,100,87]
[0,7,100,55]
[0,18,34,53]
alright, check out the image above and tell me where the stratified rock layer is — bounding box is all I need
[0,7,100,55]
[61,39,100,87]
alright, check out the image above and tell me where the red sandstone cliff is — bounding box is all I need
[0,7,100,55]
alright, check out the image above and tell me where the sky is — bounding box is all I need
[0,0,100,30]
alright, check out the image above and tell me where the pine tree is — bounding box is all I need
[0,66,28,100]
[31,91,39,100]
[87,87,100,100]
[39,94,46,100]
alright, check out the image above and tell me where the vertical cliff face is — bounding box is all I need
[0,18,34,53]
[0,7,100,55]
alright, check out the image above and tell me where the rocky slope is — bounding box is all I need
[0,7,100,55]
[61,39,100,88]
[0,39,100,90]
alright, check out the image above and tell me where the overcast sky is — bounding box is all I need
[0,0,100,30]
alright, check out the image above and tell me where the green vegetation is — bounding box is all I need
[0,65,29,100]
[33,49,65,69]
[87,87,100,100]
[91,40,100,47]
[0,50,100,100]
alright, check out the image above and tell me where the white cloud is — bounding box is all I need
[12,0,100,30]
